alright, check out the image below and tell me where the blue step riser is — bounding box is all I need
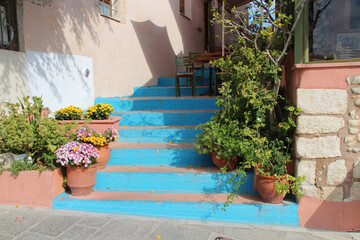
[95,172,255,195]
[158,77,214,87]
[53,194,299,226]
[132,86,210,97]
[112,112,215,126]
[95,98,218,111]
[108,148,213,167]
[116,128,200,143]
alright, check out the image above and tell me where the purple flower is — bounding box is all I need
[55,142,99,167]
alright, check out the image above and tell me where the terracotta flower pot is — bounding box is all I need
[96,145,111,170]
[211,153,239,171]
[256,174,286,204]
[66,165,97,196]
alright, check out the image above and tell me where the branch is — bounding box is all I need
[275,0,307,65]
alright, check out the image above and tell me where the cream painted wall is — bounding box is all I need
[0,50,27,105]
[23,0,205,98]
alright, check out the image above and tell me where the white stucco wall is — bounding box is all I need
[0,50,94,112]
[0,50,27,105]
[23,0,205,98]
[26,51,94,112]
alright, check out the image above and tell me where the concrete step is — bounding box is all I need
[108,144,212,167]
[132,86,211,97]
[94,166,255,194]
[116,126,200,143]
[112,110,216,127]
[95,96,218,111]
[53,192,298,226]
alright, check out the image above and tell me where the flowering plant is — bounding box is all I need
[85,103,114,120]
[55,106,83,120]
[76,126,119,146]
[55,142,99,167]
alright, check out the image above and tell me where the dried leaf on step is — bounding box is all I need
[156,235,162,239]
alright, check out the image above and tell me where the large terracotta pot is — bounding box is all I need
[66,165,97,196]
[211,153,239,171]
[256,174,286,204]
[96,145,111,170]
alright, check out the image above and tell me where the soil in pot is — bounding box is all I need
[96,145,111,170]
[256,174,286,204]
[211,153,239,171]
[66,164,97,196]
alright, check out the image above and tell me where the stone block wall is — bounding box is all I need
[296,76,360,202]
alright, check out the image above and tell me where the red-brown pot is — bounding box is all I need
[211,153,239,171]
[66,164,97,196]
[96,145,111,170]
[256,174,286,204]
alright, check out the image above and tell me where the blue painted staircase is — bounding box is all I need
[53,71,299,226]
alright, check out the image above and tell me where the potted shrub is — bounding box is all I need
[76,126,119,169]
[194,116,242,171]
[55,103,121,132]
[0,96,69,207]
[55,142,99,196]
[247,139,304,204]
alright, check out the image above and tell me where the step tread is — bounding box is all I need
[99,166,220,173]
[118,126,196,129]
[60,192,296,206]
[120,96,217,100]
[110,142,195,149]
[113,110,217,113]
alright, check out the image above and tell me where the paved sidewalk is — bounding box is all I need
[0,205,359,240]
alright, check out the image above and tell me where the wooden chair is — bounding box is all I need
[174,55,196,97]
[189,52,205,86]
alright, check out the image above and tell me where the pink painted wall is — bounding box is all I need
[23,0,205,98]
[286,62,360,104]
[299,196,360,231]
[0,169,64,208]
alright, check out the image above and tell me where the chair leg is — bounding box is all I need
[192,74,196,96]
[201,64,204,86]
[175,76,179,97]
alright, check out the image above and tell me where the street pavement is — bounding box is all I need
[0,205,359,240]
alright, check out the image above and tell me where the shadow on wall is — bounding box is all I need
[0,51,27,105]
[26,51,94,112]
[24,0,109,54]
[20,0,113,110]
[131,20,176,87]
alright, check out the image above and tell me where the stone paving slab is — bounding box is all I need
[0,205,358,240]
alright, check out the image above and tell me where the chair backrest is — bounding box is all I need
[175,55,194,73]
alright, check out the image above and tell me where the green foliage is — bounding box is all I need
[0,96,72,171]
[195,0,308,203]
[274,174,305,198]
[194,116,243,161]
[8,159,39,176]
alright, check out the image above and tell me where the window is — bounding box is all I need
[179,0,191,19]
[0,0,18,51]
[308,0,360,61]
[98,0,125,22]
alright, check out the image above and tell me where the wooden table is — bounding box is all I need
[191,52,230,96]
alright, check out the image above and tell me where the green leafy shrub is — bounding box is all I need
[0,96,72,171]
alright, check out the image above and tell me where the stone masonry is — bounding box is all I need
[295,77,360,202]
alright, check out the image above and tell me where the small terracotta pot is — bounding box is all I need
[211,153,239,171]
[95,145,111,170]
[256,174,286,204]
[67,164,97,196]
